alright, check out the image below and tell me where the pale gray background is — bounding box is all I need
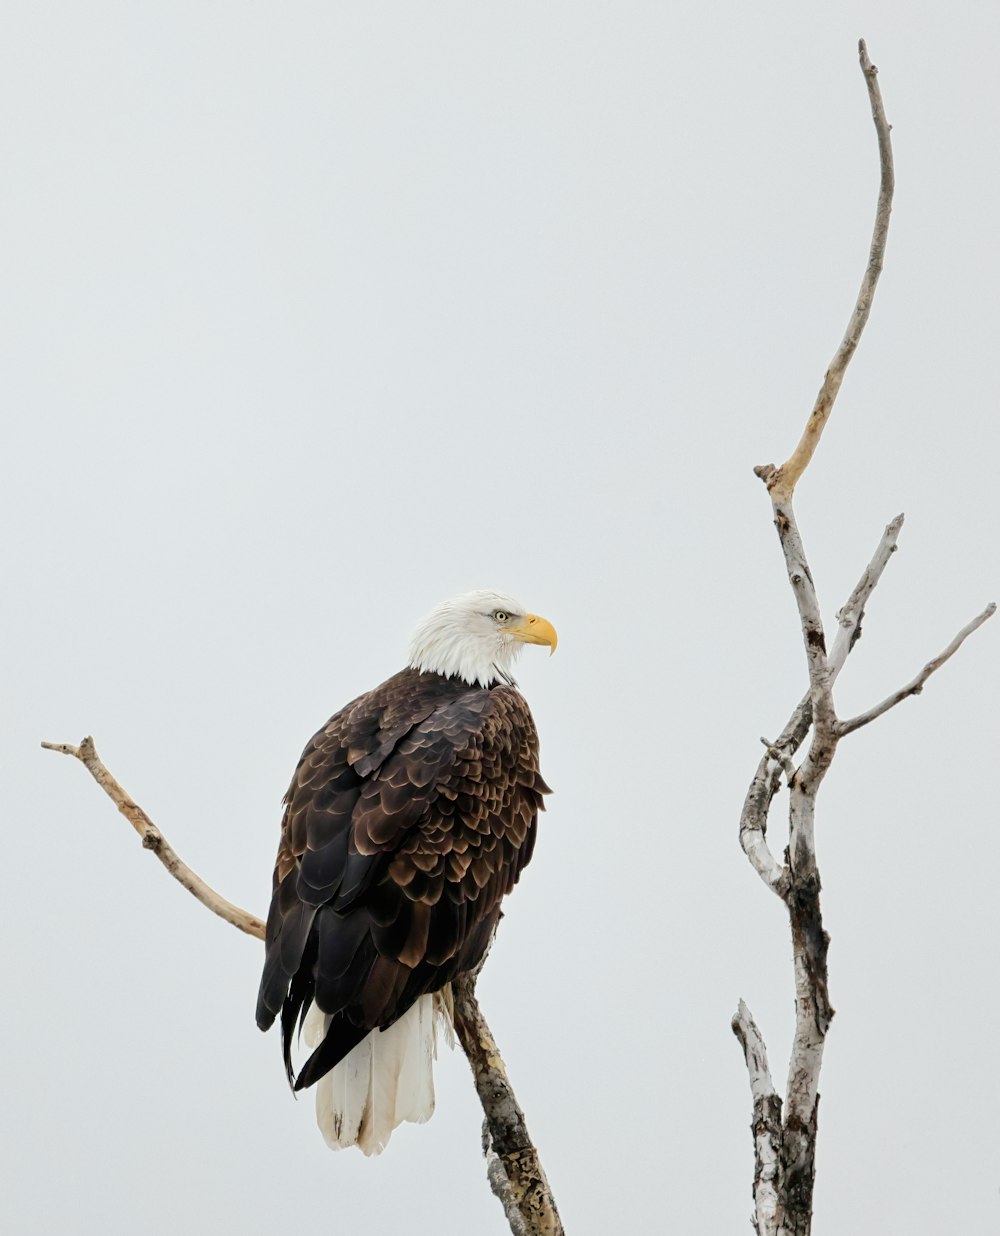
[3,3,998,1233]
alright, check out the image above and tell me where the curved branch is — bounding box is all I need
[739,751,791,900]
[759,39,895,501]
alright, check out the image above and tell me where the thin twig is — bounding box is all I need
[837,602,996,735]
[41,737,266,938]
[828,513,905,675]
[757,39,895,502]
[761,737,797,785]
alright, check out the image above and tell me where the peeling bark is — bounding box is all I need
[453,975,564,1236]
[732,1000,782,1232]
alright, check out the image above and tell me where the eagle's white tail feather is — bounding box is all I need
[391,993,436,1125]
[303,994,443,1156]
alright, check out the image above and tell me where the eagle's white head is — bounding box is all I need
[407,590,558,688]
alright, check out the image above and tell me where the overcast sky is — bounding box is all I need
[3,4,998,1233]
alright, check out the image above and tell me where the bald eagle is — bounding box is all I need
[256,591,556,1154]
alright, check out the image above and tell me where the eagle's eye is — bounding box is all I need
[492,610,510,623]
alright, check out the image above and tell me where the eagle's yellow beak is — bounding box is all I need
[509,613,558,655]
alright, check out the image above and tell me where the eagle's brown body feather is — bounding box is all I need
[256,666,549,1091]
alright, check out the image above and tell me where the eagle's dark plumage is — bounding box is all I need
[256,666,550,1096]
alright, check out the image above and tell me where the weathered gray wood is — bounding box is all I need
[733,40,993,1236]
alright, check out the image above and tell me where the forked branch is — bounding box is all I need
[733,40,994,1236]
[737,515,907,905]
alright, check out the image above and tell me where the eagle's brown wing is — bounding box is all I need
[255,666,549,1090]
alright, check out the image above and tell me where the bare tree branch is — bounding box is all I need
[42,737,559,1236]
[454,976,564,1236]
[837,602,996,735]
[827,513,904,675]
[768,508,836,1236]
[486,1130,531,1236]
[739,753,791,900]
[756,38,895,503]
[41,737,266,939]
[736,40,898,1236]
[732,1000,782,1233]
[736,40,995,1236]
[737,513,906,907]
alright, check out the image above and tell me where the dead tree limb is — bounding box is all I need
[738,511,905,907]
[455,975,563,1236]
[762,38,894,503]
[734,40,993,1236]
[732,1000,782,1234]
[41,737,265,938]
[836,602,997,735]
[41,737,561,1236]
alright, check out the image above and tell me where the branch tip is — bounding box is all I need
[838,601,996,736]
[763,38,893,500]
[731,997,751,1036]
[42,733,267,940]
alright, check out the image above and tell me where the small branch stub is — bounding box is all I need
[732,1000,782,1234]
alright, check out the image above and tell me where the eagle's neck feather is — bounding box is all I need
[407,624,519,689]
